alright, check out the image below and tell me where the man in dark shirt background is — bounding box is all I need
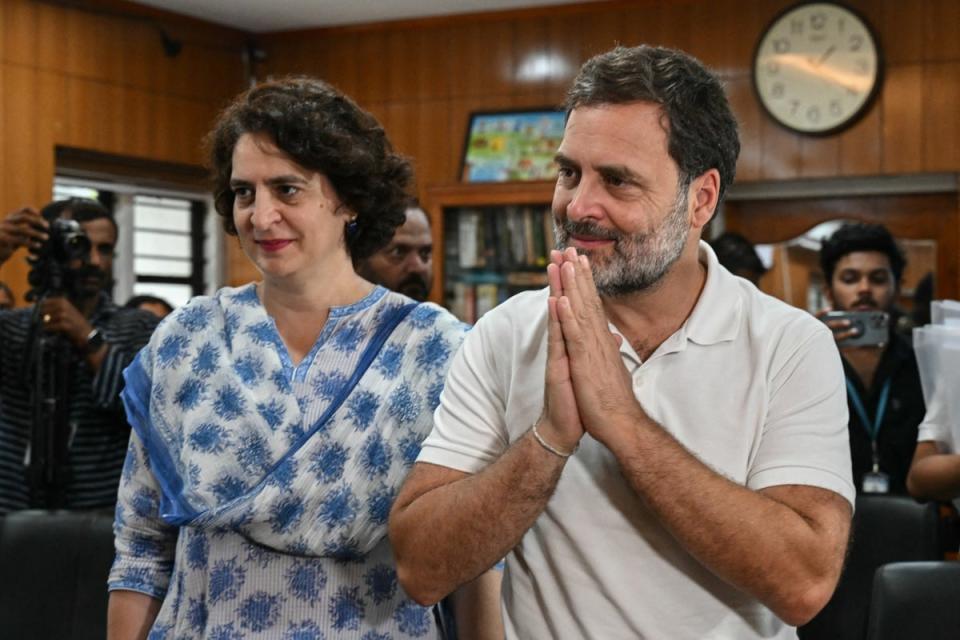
[0,198,157,513]
[819,222,925,495]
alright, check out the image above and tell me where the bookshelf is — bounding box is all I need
[424,181,556,323]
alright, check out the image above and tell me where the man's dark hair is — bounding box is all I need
[124,294,174,315]
[207,76,413,261]
[711,232,766,276]
[565,45,740,204]
[819,222,906,284]
[40,198,117,239]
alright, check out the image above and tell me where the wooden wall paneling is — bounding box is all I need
[642,1,694,52]
[121,87,157,160]
[880,64,924,174]
[383,101,419,164]
[448,21,516,99]
[353,31,389,104]
[924,0,960,61]
[2,0,35,66]
[64,77,120,154]
[1,63,39,300]
[579,9,624,59]
[3,64,38,205]
[385,29,422,103]
[167,97,218,166]
[414,99,452,191]
[65,8,114,81]
[725,76,762,182]
[922,62,960,172]
[0,64,5,208]
[691,0,759,76]
[316,33,360,96]
[544,14,584,97]
[35,71,68,196]
[35,1,69,72]
[511,15,550,101]
[414,27,453,101]
[837,104,881,176]
[799,135,840,178]
[118,20,163,94]
[758,116,802,179]
[882,0,924,64]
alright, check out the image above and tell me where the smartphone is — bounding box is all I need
[823,310,890,347]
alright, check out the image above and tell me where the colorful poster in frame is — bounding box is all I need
[460,109,566,183]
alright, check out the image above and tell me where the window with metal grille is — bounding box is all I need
[131,195,206,307]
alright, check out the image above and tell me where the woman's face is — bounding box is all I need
[230,133,351,285]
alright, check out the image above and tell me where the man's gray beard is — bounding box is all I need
[553,185,690,297]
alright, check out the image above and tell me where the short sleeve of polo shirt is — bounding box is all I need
[746,321,856,508]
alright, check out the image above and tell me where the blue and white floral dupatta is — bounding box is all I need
[121,284,463,558]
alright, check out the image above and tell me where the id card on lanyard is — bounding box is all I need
[846,376,892,493]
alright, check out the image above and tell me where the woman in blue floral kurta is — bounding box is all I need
[107,78,470,639]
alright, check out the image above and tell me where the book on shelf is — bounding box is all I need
[457,209,482,268]
[443,203,556,324]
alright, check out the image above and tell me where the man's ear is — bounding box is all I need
[689,169,720,230]
[823,285,836,309]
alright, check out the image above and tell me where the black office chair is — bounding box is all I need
[0,509,115,640]
[866,561,960,640]
[799,495,942,640]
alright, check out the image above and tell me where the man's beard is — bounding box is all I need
[553,183,690,297]
[397,274,430,302]
[66,264,107,300]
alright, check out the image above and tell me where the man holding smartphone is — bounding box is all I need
[819,222,926,495]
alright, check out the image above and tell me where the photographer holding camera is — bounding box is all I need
[818,222,925,495]
[0,198,158,514]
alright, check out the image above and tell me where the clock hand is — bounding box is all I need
[815,45,837,67]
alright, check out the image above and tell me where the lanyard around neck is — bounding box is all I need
[845,376,892,441]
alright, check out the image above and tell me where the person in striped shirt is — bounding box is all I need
[0,198,158,513]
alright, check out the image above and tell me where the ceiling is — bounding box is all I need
[127,0,600,33]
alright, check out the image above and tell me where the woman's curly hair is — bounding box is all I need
[207,76,413,261]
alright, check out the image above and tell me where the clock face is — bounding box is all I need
[754,2,881,134]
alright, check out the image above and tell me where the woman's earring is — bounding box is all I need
[346,218,359,237]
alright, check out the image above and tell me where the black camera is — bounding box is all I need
[26,218,92,300]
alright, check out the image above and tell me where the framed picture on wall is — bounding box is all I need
[460,109,566,183]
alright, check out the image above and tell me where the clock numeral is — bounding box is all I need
[766,61,780,74]
[773,38,791,53]
[771,82,785,98]
[789,100,801,116]
[829,100,842,116]
[854,58,869,74]
[810,12,827,30]
[837,17,846,34]
[850,34,864,51]
[846,87,861,97]
[806,106,821,123]
[791,18,804,35]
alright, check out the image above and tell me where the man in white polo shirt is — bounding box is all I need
[390,45,854,639]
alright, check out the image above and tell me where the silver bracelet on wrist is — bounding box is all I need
[531,421,578,458]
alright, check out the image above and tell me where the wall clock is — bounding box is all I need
[753,2,882,135]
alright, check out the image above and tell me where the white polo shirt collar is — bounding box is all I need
[613,241,743,365]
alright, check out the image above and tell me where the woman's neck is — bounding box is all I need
[258,261,374,366]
